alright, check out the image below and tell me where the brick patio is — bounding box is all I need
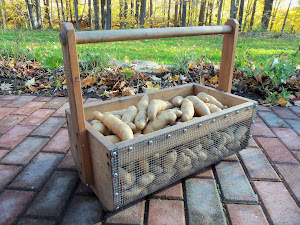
[0,95,299,225]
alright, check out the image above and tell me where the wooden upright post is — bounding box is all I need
[218,19,239,93]
[60,22,93,185]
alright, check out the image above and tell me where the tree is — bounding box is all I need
[55,0,61,23]
[94,0,100,29]
[61,0,66,22]
[208,1,213,25]
[149,0,153,27]
[269,0,281,30]
[182,1,187,26]
[217,0,223,25]
[198,0,206,26]
[44,0,53,29]
[88,0,92,27]
[140,0,146,27]
[249,0,257,30]
[261,0,274,30]
[174,0,179,26]
[26,0,37,29]
[281,0,292,31]
[242,0,253,31]
[36,0,43,29]
[0,0,7,28]
[167,0,171,27]
[101,0,105,29]
[238,0,244,30]
[74,0,79,29]
[106,0,111,29]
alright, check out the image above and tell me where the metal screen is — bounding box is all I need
[110,104,256,209]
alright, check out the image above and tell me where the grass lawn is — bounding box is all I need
[0,29,299,71]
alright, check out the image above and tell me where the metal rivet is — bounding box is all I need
[148,140,153,145]
[236,110,240,114]
[86,183,89,187]
[128,146,133,151]
[183,128,187,133]
[113,173,118,177]
[252,120,255,123]
[249,134,253,137]
[114,193,119,196]
[225,114,228,118]
[212,119,216,122]
[112,152,117,156]
[254,104,258,108]
[167,134,171,138]
[247,106,251,110]
[116,207,120,210]
[198,123,202,127]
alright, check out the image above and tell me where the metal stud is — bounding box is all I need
[212,119,216,122]
[183,128,187,133]
[128,146,133,151]
[252,120,255,123]
[198,123,202,127]
[113,173,118,177]
[114,193,119,196]
[236,110,240,114]
[254,104,258,108]
[112,151,117,156]
[247,106,251,110]
[249,134,253,138]
[167,134,171,138]
[116,207,120,210]
[148,140,153,145]
[225,114,228,118]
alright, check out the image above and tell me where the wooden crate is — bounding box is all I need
[60,19,257,211]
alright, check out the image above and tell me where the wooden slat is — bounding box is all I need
[60,22,93,185]
[218,19,239,93]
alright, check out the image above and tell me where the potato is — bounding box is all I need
[137,95,149,111]
[206,103,222,113]
[147,99,173,121]
[122,186,144,200]
[200,136,214,147]
[174,152,186,170]
[151,165,164,175]
[181,147,198,161]
[135,95,149,131]
[222,132,233,143]
[201,97,209,103]
[197,151,208,161]
[211,147,223,157]
[178,164,193,177]
[93,111,134,141]
[138,159,149,173]
[196,92,224,109]
[104,135,121,144]
[158,108,183,117]
[122,106,138,123]
[125,121,138,133]
[119,167,136,190]
[181,98,194,122]
[91,121,110,135]
[163,150,177,171]
[186,96,210,116]
[103,109,126,116]
[234,126,248,140]
[171,96,184,107]
[143,112,177,134]
[138,173,155,186]
[134,133,143,138]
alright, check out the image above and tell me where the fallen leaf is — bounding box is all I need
[122,87,137,96]
[254,73,263,84]
[25,77,36,86]
[188,61,196,69]
[81,76,97,87]
[209,75,218,84]
[156,66,167,72]
[62,79,67,85]
[143,81,161,92]
[0,82,13,91]
[278,97,286,106]
[28,85,37,92]
[106,90,120,99]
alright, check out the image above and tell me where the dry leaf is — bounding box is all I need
[143,81,161,92]
[188,61,196,69]
[278,97,286,106]
[254,73,263,84]
[156,66,167,72]
[25,78,36,86]
[81,76,97,87]
[28,85,37,92]
[106,90,120,99]
[209,75,218,84]
[0,82,13,91]
[122,87,137,96]
[62,79,67,85]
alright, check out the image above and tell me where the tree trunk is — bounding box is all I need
[135,0,139,25]
[106,0,111,29]
[261,0,274,30]
[182,1,186,26]
[94,0,100,29]
[230,0,235,18]
[44,0,53,28]
[249,0,257,30]
[149,0,153,27]
[88,0,92,27]
[187,1,191,26]
[174,0,179,26]
[238,0,244,30]
[281,0,291,32]
[208,1,213,25]
[55,0,61,23]
[217,0,223,25]
[198,0,206,26]
[140,0,146,27]
[101,0,106,29]
[269,0,281,31]
[74,0,79,29]
[61,0,66,21]
[167,0,171,27]
[0,0,6,28]
[66,0,69,21]
[204,0,209,25]
[119,0,125,28]
[26,0,37,29]
[234,0,239,18]
[179,0,183,25]
[242,0,253,31]
[36,0,42,29]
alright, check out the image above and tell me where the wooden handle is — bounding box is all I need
[60,22,93,185]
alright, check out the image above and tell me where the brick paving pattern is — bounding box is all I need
[0,95,299,225]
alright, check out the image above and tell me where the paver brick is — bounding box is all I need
[0,125,35,149]
[0,114,26,133]
[257,111,289,128]
[226,204,269,225]
[31,116,65,137]
[58,149,76,169]
[0,107,17,120]
[275,164,300,201]
[257,105,271,111]
[272,106,299,120]
[9,152,63,190]
[272,128,300,150]
[151,181,183,200]
[16,218,56,225]
[293,151,300,161]
[105,200,145,225]
[215,161,258,203]
[256,137,298,164]
[5,96,36,108]
[0,95,19,101]
[253,181,300,225]
[189,166,214,179]
[19,109,54,126]
[248,138,259,148]
[0,190,35,225]
[185,178,226,225]
[0,165,22,191]
[1,137,49,165]
[285,119,300,136]
[12,101,45,115]
[62,195,103,225]
[239,148,279,180]
[42,97,68,109]
[52,102,69,117]
[26,171,78,217]
[289,106,300,116]
[253,117,275,137]
[148,199,185,225]
[0,99,10,107]
[76,181,95,196]
[222,153,239,161]
[42,128,69,153]
[84,98,101,105]
[0,149,9,158]
[34,96,52,102]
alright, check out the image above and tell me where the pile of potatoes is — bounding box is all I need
[90,92,228,144]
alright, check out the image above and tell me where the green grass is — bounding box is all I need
[0,29,299,71]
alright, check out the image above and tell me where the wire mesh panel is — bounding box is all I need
[110,104,256,209]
